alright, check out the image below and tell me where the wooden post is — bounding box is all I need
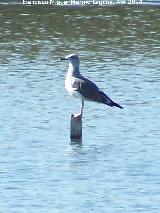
[70,113,82,142]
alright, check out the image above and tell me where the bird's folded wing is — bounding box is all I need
[72,77,111,104]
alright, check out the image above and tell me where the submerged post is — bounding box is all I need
[70,113,82,142]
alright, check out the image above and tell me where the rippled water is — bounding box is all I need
[0,4,160,213]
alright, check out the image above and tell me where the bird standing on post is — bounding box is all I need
[60,54,123,116]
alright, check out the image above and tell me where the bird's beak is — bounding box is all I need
[59,57,68,61]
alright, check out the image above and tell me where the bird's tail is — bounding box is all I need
[100,91,123,109]
[110,100,123,109]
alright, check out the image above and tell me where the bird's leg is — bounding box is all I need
[74,100,84,119]
[81,99,84,116]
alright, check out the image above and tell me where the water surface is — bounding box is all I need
[0,4,160,213]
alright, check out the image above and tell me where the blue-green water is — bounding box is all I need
[0,5,160,213]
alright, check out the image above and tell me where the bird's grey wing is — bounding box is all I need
[72,77,112,105]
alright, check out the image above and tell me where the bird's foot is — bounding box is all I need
[72,113,82,120]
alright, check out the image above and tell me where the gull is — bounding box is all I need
[60,54,123,115]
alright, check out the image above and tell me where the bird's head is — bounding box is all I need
[60,54,80,66]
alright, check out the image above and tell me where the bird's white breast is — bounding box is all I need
[65,76,83,100]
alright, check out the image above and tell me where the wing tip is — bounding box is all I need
[111,101,123,109]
